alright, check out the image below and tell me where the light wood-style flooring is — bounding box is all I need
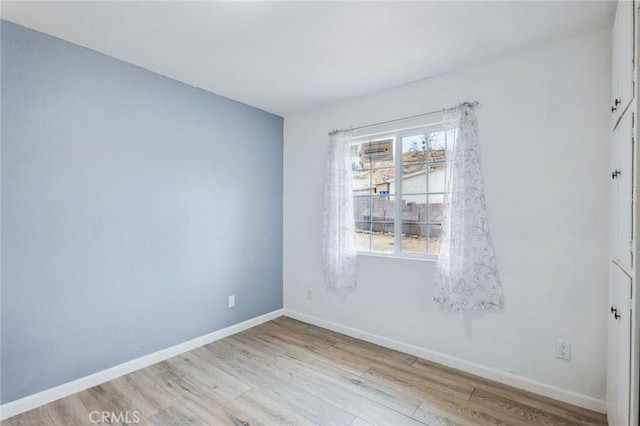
[2,316,607,425]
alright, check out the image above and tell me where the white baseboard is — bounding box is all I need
[0,308,284,421]
[283,309,606,414]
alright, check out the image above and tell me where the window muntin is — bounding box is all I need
[351,126,454,259]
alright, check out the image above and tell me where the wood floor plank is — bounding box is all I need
[350,417,375,426]
[272,353,422,424]
[411,404,462,426]
[469,388,582,426]
[151,366,261,426]
[363,364,474,403]
[105,378,158,419]
[473,382,607,425]
[411,358,606,425]
[262,319,338,349]
[233,331,289,356]
[291,320,418,365]
[85,384,135,416]
[1,409,48,426]
[108,369,177,417]
[165,351,253,401]
[40,395,89,426]
[221,336,281,368]
[331,341,417,370]
[144,360,172,377]
[74,385,124,426]
[72,383,155,425]
[388,360,476,396]
[302,378,425,426]
[245,326,371,376]
[257,321,339,352]
[277,351,422,417]
[231,388,319,426]
[2,317,608,426]
[219,339,422,426]
[197,340,356,425]
[413,399,505,426]
[148,403,208,425]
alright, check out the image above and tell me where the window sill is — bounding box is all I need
[356,252,437,262]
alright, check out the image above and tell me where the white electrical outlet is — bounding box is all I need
[556,338,571,360]
[228,295,235,308]
[307,289,313,300]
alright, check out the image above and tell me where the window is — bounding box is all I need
[351,126,455,258]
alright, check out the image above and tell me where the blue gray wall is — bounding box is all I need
[1,21,283,404]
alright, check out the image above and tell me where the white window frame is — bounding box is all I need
[352,122,449,261]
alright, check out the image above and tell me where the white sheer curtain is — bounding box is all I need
[434,103,503,310]
[323,131,357,289]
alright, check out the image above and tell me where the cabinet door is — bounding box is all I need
[608,263,633,426]
[616,269,632,426]
[608,265,620,425]
[611,116,620,261]
[612,2,620,128]
[608,263,633,425]
[612,110,634,273]
[612,0,635,128]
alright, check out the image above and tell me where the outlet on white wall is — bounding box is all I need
[556,338,571,360]
[307,289,313,300]
[228,294,235,308]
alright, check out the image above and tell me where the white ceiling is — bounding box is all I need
[2,1,615,116]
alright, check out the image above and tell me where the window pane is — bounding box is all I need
[426,130,445,152]
[401,135,428,164]
[352,167,371,194]
[372,193,395,254]
[353,196,371,223]
[352,143,373,253]
[428,163,446,193]
[444,129,456,151]
[355,222,371,252]
[354,185,395,253]
[351,141,364,170]
[402,165,428,195]
[402,223,427,254]
[402,194,427,223]
[427,130,450,164]
[428,225,443,255]
[371,223,395,254]
[400,164,446,195]
[427,160,446,224]
[355,138,395,170]
[368,167,395,200]
[429,199,444,223]
[372,194,395,223]
[402,163,427,177]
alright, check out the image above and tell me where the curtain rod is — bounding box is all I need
[328,101,478,136]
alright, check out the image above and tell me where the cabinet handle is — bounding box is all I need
[612,169,621,179]
[612,98,621,113]
[611,306,621,320]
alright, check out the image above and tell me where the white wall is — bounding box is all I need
[283,29,611,405]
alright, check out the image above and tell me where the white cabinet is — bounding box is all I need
[608,3,636,424]
[612,0,635,128]
[608,263,633,426]
[611,109,634,273]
